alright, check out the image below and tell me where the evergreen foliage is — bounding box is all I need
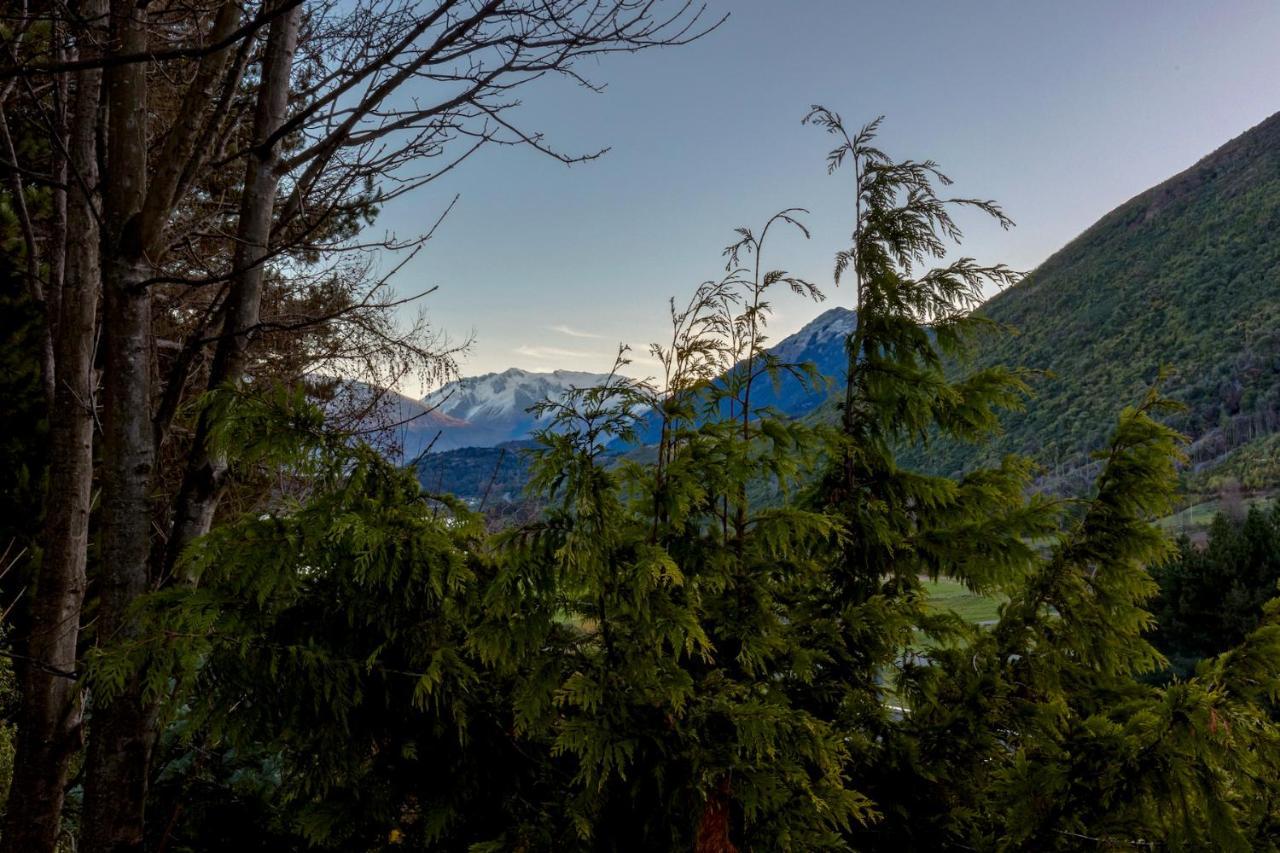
[0,239,46,561]
[83,111,1280,851]
[0,133,51,836]
[1152,503,1280,676]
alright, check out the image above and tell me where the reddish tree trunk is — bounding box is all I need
[695,777,739,853]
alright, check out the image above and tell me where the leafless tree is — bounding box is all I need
[0,1,721,849]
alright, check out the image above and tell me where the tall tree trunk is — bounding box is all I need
[1,7,106,850]
[80,0,154,847]
[167,1,302,575]
[48,26,68,340]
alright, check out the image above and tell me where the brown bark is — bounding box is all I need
[167,1,302,575]
[76,3,253,846]
[48,30,68,339]
[79,0,154,847]
[1,5,106,849]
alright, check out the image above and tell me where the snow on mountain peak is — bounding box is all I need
[408,308,855,453]
[423,367,613,422]
[794,306,855,343]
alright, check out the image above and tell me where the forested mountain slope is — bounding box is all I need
[909,110,1280,483]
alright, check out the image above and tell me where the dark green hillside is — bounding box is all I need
[414,441,536,505]
[1186,433,1280,493]
[911,111,1280,483]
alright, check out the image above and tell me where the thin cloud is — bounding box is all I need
[514,344,598,360]
[550,324,604,340]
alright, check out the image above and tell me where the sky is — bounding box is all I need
[376,0,1280,394]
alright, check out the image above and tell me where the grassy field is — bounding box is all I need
[921,577,1002,624]
[1157,495,1274,535]
[921,493,1276,626]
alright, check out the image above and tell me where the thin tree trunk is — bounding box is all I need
[80,0,154,846]
[167,1,301,575]
[1,7,106,849]
[841,309,865,492]
[48,27,68,337]
[842,161,864,492]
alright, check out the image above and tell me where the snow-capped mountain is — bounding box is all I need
[769,306,855,365]
[397,308,857,459]
[409,308,857,501]
[312,378,468,462]
[420,368,615,451]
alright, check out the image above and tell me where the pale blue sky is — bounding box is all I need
[377,0,1280,391]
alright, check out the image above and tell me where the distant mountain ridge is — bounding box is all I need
[415,310,857,456]
[619,306,855,447]
[752,307,853,414]
[411,308,858,501]
[420,368,615,451]
[311,379,464,463]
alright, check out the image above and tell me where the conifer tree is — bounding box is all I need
[82,108,1280,852]
[781,109,1056,840]
[478,217,873,848]
[1152,502,1280,673]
